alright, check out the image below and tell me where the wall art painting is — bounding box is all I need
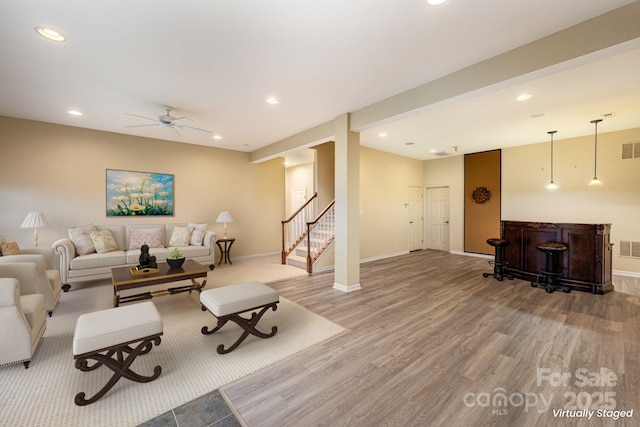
[106,169,174,216]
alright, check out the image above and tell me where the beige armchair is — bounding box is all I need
[0,273,47,369]
[0,246,61,316]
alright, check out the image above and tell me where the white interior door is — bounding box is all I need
[408,186,424,251]
[426,187,450,251]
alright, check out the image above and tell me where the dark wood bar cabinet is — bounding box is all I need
[500,221,613,294]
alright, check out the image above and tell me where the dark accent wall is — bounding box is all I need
[464,150,501,255]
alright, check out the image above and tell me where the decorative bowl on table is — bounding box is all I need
[167,257,185,268]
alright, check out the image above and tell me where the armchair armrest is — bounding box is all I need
[0,278,19,307]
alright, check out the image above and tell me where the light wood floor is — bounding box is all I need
[222,250,640,427]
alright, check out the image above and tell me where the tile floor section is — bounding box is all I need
[138,390,241,427]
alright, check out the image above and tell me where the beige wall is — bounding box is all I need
[502,127,640,274]
[360,146,424,259]
[285,162,314,216]
[0,117,285,257]
[425,127,640,275]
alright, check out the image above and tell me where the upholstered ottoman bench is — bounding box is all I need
[200,281,279,354]
[72,301,163,406]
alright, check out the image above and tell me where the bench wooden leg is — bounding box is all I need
[74,334,162,406]
[201,303,278,354]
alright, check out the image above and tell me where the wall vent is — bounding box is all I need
[620,241,640,258]
[621,142,640,159]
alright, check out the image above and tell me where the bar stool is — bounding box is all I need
[482,238,513,281]
[531,243,570,293]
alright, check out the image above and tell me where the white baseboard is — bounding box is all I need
[450,250,493,259]
[613,270,640,278]
[333,282,362,292]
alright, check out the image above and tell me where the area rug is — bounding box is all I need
[0,280,345,427]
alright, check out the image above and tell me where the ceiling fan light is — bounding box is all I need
[589,177,602,186]
[35,26,66,42]
[546,180,558,190]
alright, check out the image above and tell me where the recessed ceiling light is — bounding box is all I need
[516,93,532,102]
[378,132,388,138]
[266,96,279,105]
[429,149,439,153]
[427,0,447,5]
[67,110,82,116]
[405,142,415,146]
[35,26,67,42]
[241,143,250,148]
[212,134,222,140]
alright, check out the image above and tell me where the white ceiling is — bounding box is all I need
[1,0,639,161]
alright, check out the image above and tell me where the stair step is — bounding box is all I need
[286,254,307,269]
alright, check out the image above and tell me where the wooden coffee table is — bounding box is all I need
[111,259,209,307]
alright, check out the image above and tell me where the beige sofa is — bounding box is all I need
[53,223,217,291]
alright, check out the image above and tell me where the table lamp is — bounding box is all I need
[21,211,49,247]
[216,211,234,238]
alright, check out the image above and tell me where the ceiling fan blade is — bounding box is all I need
[124,112,159,122]
[170,116,192,125]
[178,124,212,135]
[125,123,160,128]
[171,126,182,137]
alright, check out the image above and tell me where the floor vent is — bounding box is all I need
[620,241,640,258]
[621,142,640,159]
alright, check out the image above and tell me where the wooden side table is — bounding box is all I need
[215,237,235,265]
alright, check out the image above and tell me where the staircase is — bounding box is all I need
[281,194,335,273]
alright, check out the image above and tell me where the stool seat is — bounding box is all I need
[537,242,567,252]
[487,238,510,248]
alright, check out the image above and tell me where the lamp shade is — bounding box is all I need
[216,211,234,223]
[21,211,49,229]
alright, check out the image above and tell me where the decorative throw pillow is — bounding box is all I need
[0,240,21,256]
[169,226,194,247]
[188,223,207,246]
[128,227,164,250]
[89,230,119,254]
[68,224,97,256]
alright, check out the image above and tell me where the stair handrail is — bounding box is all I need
[305,199,335,273]
[281,192,318,264]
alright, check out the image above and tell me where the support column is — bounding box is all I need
[333,113,361,292]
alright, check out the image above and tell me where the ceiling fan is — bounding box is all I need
[125,105,212,136]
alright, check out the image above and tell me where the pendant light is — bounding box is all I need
[588,119,603,186]
[546,130,558,190]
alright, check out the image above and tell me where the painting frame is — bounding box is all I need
[106,169,174,216]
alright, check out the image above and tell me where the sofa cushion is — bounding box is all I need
[188,223,208,246]
[126,248,170,264]
[128,226,164,250]
[169,226,193,247]
[89,230,119,254]
[0,240,21,256]
[68,224,96,256]
[71,251,127,270]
